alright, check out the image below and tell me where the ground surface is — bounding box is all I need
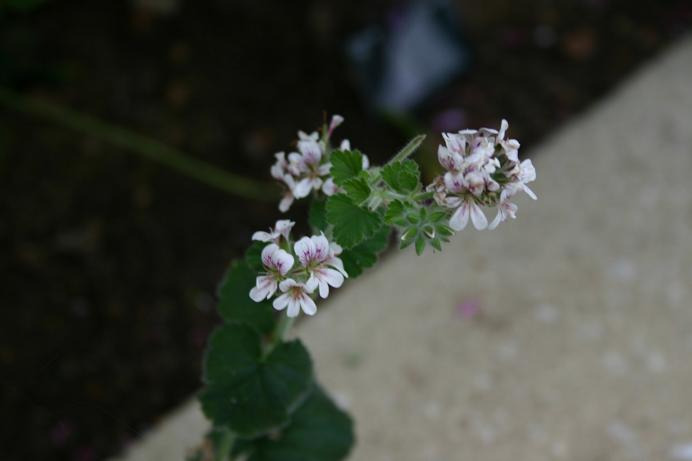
[116,36,692,461]
[1,1,691,460]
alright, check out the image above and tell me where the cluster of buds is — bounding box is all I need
[270,115,369,212]
[249,219,348,317]
[427,119,536,231]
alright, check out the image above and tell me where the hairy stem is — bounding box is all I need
[0,87,277,201]
[215,429,235,461]
[388,134,427,164]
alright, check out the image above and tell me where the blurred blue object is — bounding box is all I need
[347,0,469,112]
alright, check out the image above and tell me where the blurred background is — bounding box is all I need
[1,0,690,460]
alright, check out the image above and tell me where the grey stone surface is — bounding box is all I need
[112,36,692,461]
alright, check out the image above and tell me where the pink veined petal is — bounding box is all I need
[261,244,280,268]
[286,298,301,318]
[319,267,344,288]
[294,237,315,267]
[312,234,330,262]
[339,139,351,150]
[470,202,488,230]
[449,203,470,231]
[272,293,290,311]
[300,295,317,316]
[273,249,294,276]
[249,276,276,302]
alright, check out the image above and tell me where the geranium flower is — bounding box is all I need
[252,219,295,244]
[273,279,317,317]
[294,234,347,299]
[249,244,294,302]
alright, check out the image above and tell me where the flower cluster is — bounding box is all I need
[249,220,348,317]
[428,119,537,231]
[271,115,369,212]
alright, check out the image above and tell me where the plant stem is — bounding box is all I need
[388,134,427,165]
[0,87,277,201]
[272,315,295,346]
[215,429,236,461]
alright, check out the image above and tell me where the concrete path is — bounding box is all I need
[113,36,692,461]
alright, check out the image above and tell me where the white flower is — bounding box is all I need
[252,219,295,243]
[249,244,294,302]
[328,114,344,136]
[294,234,348,299]
[488,200,518,230]
[273,279,317,317]
[322,177,341,196]
[449,198,488,231]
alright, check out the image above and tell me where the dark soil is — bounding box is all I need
[1,1,690,460]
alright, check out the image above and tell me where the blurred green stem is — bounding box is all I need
[0,87,277,201]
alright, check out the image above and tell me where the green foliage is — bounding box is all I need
[340,225,391,278]
[308,198,328,232]
[245,242,266,272]
[238,386,355,461]
[217,260,276,335]
[393,207,453,255]
[199,324,313,437]
[341,173,371,205]
[381,160,420,194]
[329,150,364,186]
[326,194,383,248]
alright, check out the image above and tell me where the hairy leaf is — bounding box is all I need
[326,194,383,248]
[330,150,364,186]
[381,160,420,194]
[244,385,355,461]
[200,324,313,437]
[217,260,276,335]
[340,225,391,278]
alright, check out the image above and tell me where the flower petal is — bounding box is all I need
[273,293,290,311]
[470,202,488,230]
[286,298,301,318]
[449,203,469,231]
[300,295,317,316]
[252,231,273,242]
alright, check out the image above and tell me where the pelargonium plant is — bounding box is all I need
[188,115,536,461]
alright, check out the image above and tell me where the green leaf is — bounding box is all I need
[342,173,371,205]
[217,261,276,335]
[414,235,426,255]
[245,385,355,461]
[381,160,420,194]
[340,226,390,278]
[326,194,383,248]
[245,242,266,272]
[330,150,364,186]
[200,324,313,437]
[308,198,328,232]
[384,200,407,226]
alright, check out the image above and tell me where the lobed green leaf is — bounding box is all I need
[199,324,313,437]
[340,225,391,278]
[217,260,276,335]
[330,150,364,186]
[381,160,420,194]
[240,385,355,461]
[326,194,383,248]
